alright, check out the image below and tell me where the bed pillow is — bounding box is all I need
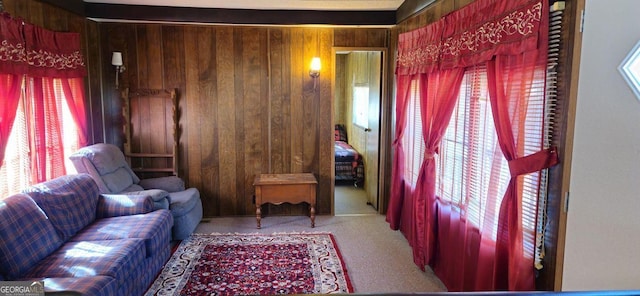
[335,124,348,142]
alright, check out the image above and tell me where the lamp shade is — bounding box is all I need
[111,52,123,66]
[310,57,321,72]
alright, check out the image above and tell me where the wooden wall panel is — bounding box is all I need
[240,28,269,216]
[334,28,387,48]
[216,27,238,216]
[317,28,334,214]
[84,20,104,145]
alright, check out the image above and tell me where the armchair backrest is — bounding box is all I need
[69,143,142,194]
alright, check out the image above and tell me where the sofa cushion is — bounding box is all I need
[70,209,173,257]
[22,239,146,287]
[23,174,99,241]
[0,194,64,279]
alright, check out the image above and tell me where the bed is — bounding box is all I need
[334,124,365,187]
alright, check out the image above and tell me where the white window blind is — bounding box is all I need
[401,79,425,188]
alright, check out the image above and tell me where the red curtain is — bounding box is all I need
[411,68,464,268]
[388,18,450,253]
[0,14,25,167]
[386,74,412,231]
[0,73,21,167]
[487,55,558,290]
[62,77,89,147]
[0,13,87,183]
[389,0,556,291]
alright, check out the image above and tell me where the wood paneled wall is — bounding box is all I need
[98,23,388,218]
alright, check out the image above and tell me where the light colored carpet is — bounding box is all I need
[334,184,378,215]
[195,214,447,294]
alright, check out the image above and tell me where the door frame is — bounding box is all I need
[330,46,389,215]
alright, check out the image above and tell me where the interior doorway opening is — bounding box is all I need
[332,48,387,216]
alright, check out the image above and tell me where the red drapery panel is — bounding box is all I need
[62,77,88,147]
[0,73,21,167]
[411,68,464,268]
[487,53,558,290]
[388,18,446,231]
[0,14,24,166]
[386,74,412,230]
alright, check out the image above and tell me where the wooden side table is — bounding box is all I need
[253,173,317,229]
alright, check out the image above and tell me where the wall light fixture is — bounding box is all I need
[112,52,126,89]
[309,57,321,90]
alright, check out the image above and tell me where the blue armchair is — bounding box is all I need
[69,143,203,240]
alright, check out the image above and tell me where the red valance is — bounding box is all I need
[0,13,86,78]
[396,0,544,74]
[396,19,444,75]
[0,14,25,75]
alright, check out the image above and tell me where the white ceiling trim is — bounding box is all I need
[83,0,405,11]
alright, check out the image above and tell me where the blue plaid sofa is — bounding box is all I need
[0,174,173,296]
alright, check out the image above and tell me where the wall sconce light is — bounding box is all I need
[111,52,126,89]
[309,57,321,90]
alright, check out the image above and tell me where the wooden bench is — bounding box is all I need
[253,173,317,229]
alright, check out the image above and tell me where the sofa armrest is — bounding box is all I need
[138,176,185,192]
[96,193,154,218]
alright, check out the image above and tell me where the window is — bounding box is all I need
[401,79,424,188]
[436,65,510,241]
[619,40,640,101]
[434,64,547,258]
[0,78,81,198]
[352,85,369,128]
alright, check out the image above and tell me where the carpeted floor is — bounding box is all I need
[194,215,447,294]
[334,184,378,215]
[146,232,352,295]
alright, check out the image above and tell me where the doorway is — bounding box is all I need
[332,48,387,215]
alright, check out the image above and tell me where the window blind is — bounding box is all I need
[402,79,425,188]
[535,1,564,269]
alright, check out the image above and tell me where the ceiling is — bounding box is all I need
[82,0,407,11]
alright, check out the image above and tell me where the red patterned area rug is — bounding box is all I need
[145,232,353,295]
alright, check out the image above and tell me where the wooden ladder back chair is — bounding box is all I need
[121,88,180,177]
